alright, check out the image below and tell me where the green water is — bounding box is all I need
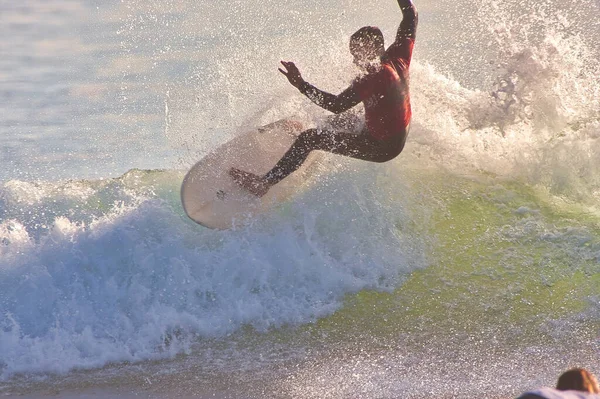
[6,166,600,398]
[316,168,600,342]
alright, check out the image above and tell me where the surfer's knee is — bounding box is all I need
[297,128,319,142]
[376,153,398,163]
[295,128,323,150]
[375,134,407,162]
[374,150,401,163]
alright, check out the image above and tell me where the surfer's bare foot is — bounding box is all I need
[229,168,270,197]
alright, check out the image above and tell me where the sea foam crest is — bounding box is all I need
[0,164,423,379]
[408,0,600,201]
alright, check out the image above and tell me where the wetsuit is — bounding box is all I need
[263,0,418,186]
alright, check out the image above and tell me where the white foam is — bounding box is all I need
[0,163,425,379]
[406,2,600,203]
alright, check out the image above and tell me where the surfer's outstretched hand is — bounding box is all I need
[278,61,304,88]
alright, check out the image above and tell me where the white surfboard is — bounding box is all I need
[181,119,320,229]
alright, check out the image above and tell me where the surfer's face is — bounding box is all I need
[350,38,381,70]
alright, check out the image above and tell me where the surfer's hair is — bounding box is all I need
[350,26,384,54]
[556,368,600,393]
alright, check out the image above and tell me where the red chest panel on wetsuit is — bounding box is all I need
[354,38,414,141]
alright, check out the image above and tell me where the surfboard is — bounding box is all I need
[181,119,320,229]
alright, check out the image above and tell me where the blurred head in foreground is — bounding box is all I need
[556,368,600,393]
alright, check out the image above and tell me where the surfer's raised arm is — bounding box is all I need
[229,0,418,198]
[395,0,418,42]
[278,61,361,114]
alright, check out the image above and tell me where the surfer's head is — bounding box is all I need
[556,368,600,393]
[350,26,384,70]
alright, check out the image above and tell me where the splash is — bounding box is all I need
[408,0,600,202]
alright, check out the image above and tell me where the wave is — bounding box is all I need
[0,166,426,379]
[2,0,599,384]
[2,28,598,379]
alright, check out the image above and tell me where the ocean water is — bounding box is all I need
[1,0,600,397]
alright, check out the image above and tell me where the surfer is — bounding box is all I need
[230,0,418,197]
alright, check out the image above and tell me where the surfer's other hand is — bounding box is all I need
[278,61,304,88]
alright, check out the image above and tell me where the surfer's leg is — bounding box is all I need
[230,127,407,196]
[322,130,408,162]
[263,127,405,185]
[262,128,323,185]
[229,128,332,195]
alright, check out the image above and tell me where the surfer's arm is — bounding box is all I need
[395,0,418,41]
[279,60,360,114]
[298,81,361,114]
